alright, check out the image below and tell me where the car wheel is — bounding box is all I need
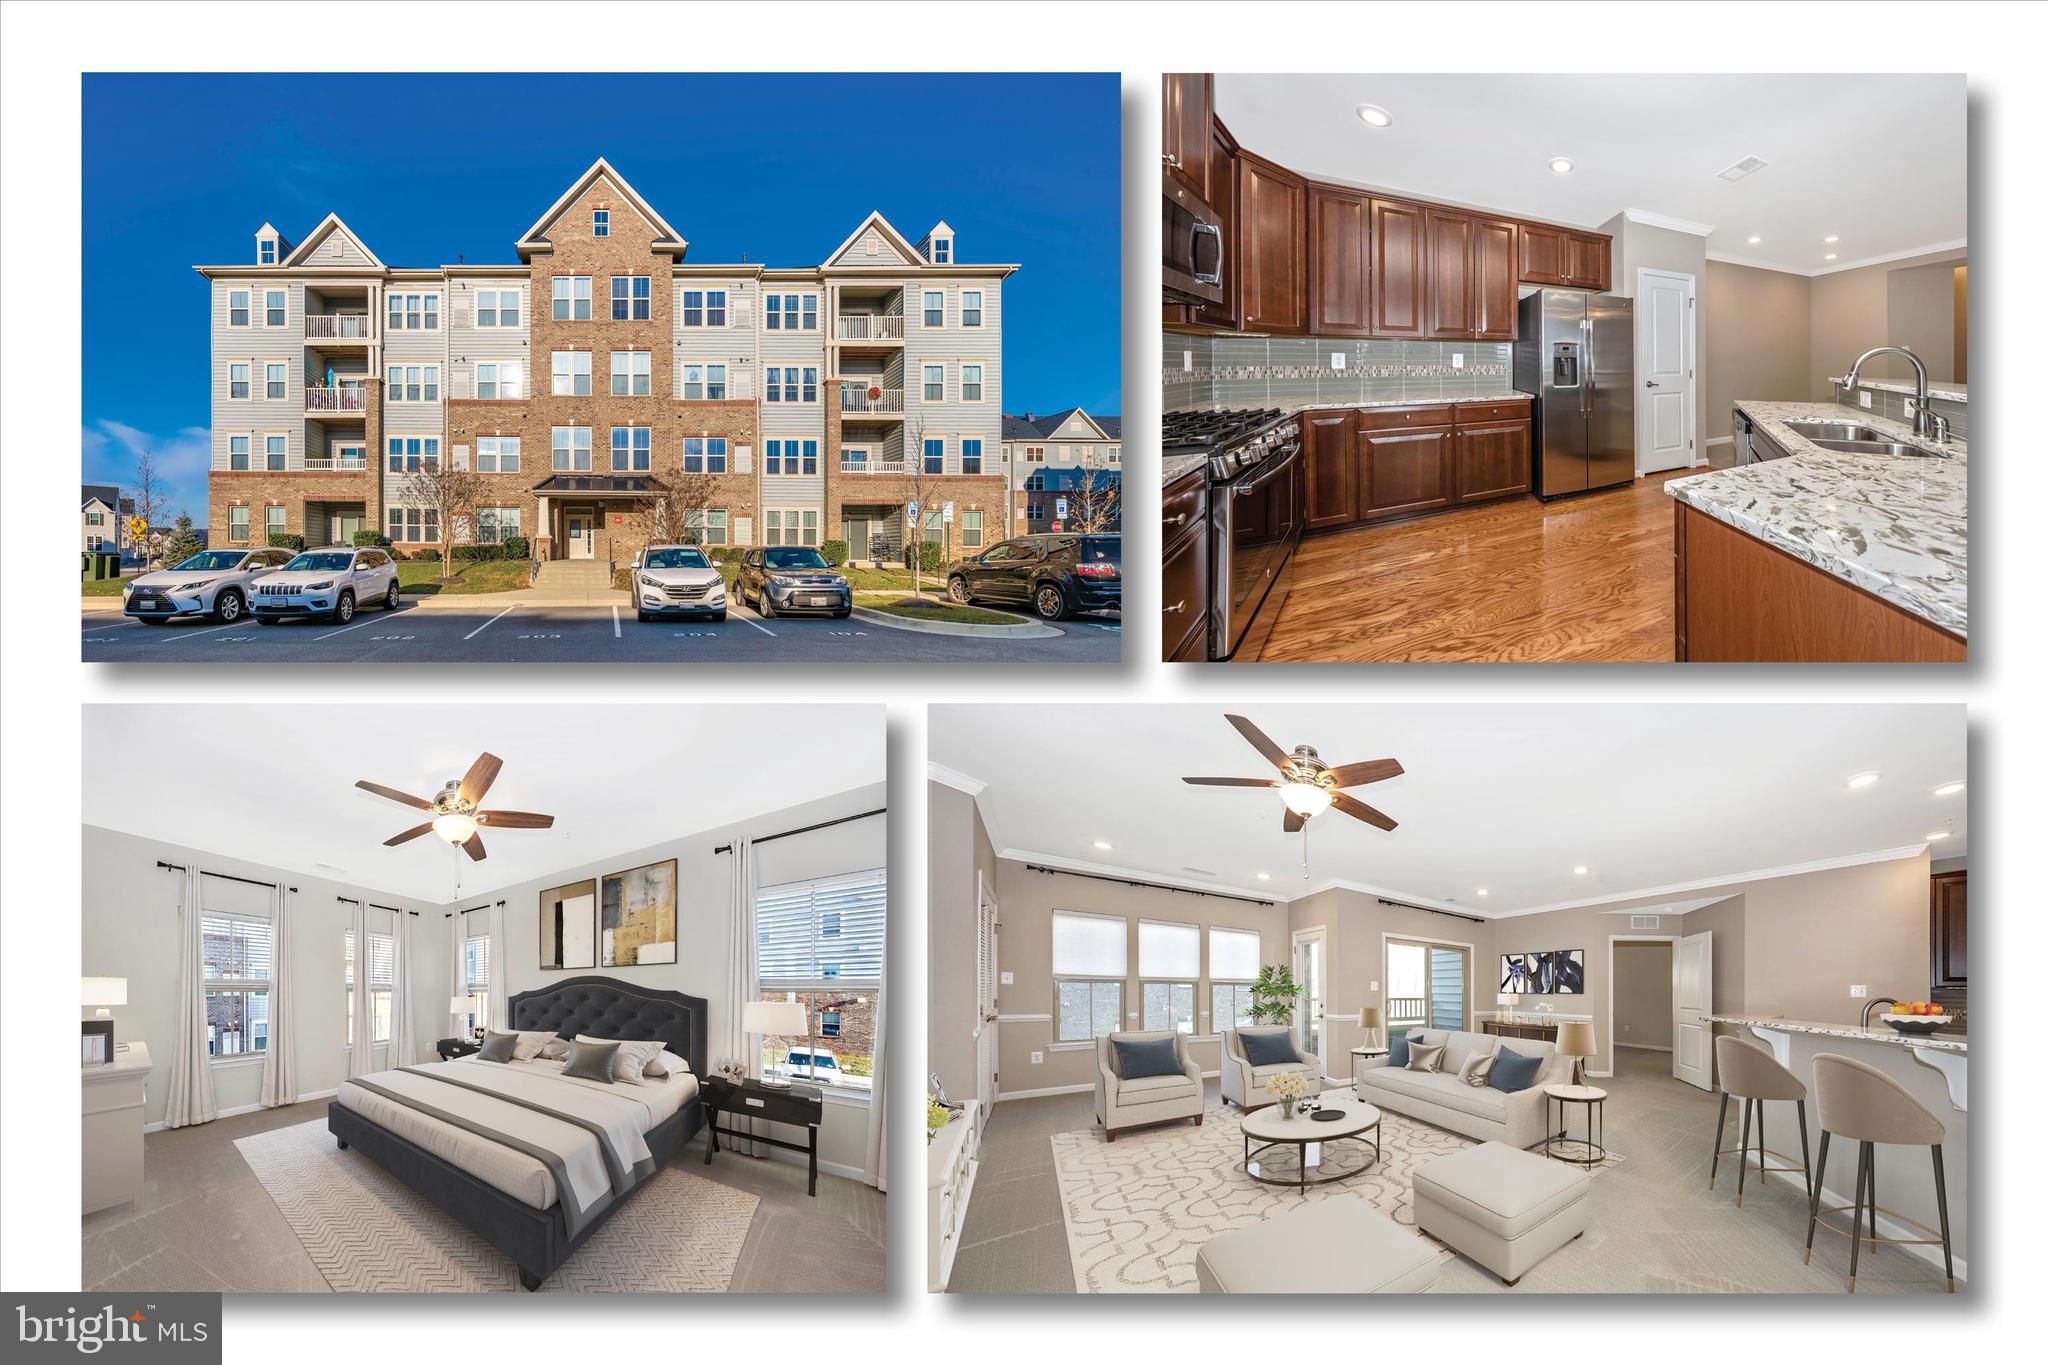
[759,594,776,619]
[1034,583,1068,620]
[947,576,973,604]
[384,581,400,611]
[332,590,355,624]
[213,589,244,623]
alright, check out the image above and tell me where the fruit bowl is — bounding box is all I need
[1881,1015,1953,1035]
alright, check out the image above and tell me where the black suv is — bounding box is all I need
[946,534,1120,620]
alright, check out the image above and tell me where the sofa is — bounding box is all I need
[1352,1028,1570,1150]
[1094,1030,1205,1141]
[1220,1025,1323,1111]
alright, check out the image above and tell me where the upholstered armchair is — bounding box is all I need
[1094,1030,1205,1141]
[1221,1025,1323,1111]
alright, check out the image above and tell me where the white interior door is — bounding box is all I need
[1672,929,1714,1090]
[974,873,998,1120]
[1636,267,1695,473]
[1292,927,1328,1075]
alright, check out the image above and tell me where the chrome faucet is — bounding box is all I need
[1843,346,1951,443]
[1860,996,1900,1029]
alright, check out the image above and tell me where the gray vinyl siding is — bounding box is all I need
[672,277,756,400]
[903,275,1002,473]
[211,279,305,471]
[382,280,449,442]
[759,280,827,439]
[839,224,918,266]
[447,277,529,399]
[303,226,374,267]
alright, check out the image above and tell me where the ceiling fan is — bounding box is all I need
[355,752,555,862]
[1183,714,1404,835]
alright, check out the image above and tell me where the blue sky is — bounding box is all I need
[82,72,1121,523]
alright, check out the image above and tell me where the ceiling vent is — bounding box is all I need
[1717,155,1769,182]
[1631,915,1662,930]
[1181,865,1220,878]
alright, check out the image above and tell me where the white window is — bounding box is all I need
[385,436,441,473]
[923,364,946,402]
[961,509,984,548]
[1209,926,1262,1032]
[552,276,591,321]
[228,362,249,400]
[961,438,984,475]
[1138,920,1200,1034]
[476,360,523,400]
[385,364,440,403]
[551,426,592,471]
[754,869,886,1091]
[475,288,521,328]
[931,237,951,264]
[227,506,250,543]
[228,289,250,327]
[962,290,983,327]
[681,437,727,473]
[228,436,250,471]
[611,274,651,321]
[610,425,652,471]
[386,506,440,543]
[265,435,287,471]
[259,239,277,265]
[264,289,287,328]
[1054,909,1127,1043]
[764,293,818,331]
[476,435,521,473]
[681,362,726,400]
[679,289,727,327]
[764,439,818,476]
[610,350,651,396]
[264,506,285,541]
[962,363,984,402]
[202,881,274,1059]
[686,508,729,546]
[476,506,522,544]
[386,292,438,331]
[592,208,609,238]
[763,509,819,546]
[459,910,491,1035]
[344,918,395,1048]
[923,290,945,327]
[265,363,287,400]
[551,351,592,396]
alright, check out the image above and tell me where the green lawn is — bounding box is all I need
[855,593,1028,627]
[396,560,533,595]
[81,578,130,597]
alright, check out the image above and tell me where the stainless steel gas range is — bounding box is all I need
[1162,407,1302,662]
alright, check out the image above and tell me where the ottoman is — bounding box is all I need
[1412,1141,1590,1286]
[1195,1197,1441,1294]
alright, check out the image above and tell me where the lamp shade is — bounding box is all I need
[742,1000,807,1037]
[449,996,471,1015]
[1554,1021,1596,1058]
[1360,1005,1383,1029]
[81,977,127,1008]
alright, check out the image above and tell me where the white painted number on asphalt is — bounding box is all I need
[516,633,565,640]
[369,635,417,642]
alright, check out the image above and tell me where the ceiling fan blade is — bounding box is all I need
[356,780,433,810]
[477,810,555,829]
[1332,792,1398,832]
[1181,776,1282,788]
[461,831,488,861]
[1325,758,1405,789]
[1224,714,1293,772]
[384,822,435,846]
[1283,808,1306,834]
[457,752,504,806]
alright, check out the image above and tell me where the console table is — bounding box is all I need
[83,1041,152,1214]
[1483,1018,1560,1043]
[702,1075,825,1196]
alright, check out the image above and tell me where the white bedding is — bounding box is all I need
[337,1056,699,1210]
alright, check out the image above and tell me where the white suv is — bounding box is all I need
[632,544,728,623]
[251,546,401,625]
[123,547,292,625]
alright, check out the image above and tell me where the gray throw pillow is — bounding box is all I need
[1406,1042,1447,1074]
[476,1030,521,1064]
[562,1039,621,1083]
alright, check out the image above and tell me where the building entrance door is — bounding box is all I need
[566,512,595,560]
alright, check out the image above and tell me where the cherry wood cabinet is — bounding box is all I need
[1161,469,1210,663]
[1423,208,1476,340]
[1237,153,1307,335]
[1453,418,1532,503]
[1362,425,1455,521]
[1161,74,1213,207]
[1520,223,1569,286]
[1193,122,1239,330]
[1930,871,1967,990]
[1303,409,1360,530]
[1473,217,1520,341]
[1566,233,1612,291]
[1369,198,1427,339]
[1309,186,1372,337]
[1302,399,1530,534]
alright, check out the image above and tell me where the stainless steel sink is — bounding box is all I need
[1782,419,1894,443]
[1810,438,1944,458]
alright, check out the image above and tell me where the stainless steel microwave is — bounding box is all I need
[1163,178,1223,307]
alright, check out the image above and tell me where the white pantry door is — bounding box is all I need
[1672,930,1715,1090]
[1637,267,1695,473]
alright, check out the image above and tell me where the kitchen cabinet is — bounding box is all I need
[1161,469,1210,662]
[1161,73,1213,208]
[1424,207,1476,340]
[1362,425,1455,521]
[1309,186,1371,337]
[1566,233,1612,291]
[1193,122,1240,330]
[1237,153,1307,335]
[1301,398,1531,534]
[1931,871,1967,990]
[1473,217,1520,341]
[1369,197,1427,339]
[1303,409,1360,530]
[1453,417,1532,503]
[1520,223,1569,286]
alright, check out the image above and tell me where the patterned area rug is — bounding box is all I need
[1051,1100,1621,1293]
[235,1119,758,1293]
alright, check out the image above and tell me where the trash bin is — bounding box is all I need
[83,550,122,581]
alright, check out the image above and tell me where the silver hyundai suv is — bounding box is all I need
[123,547,292,625]
[251,546,401,625]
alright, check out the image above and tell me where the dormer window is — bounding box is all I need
[593,209,610,238]
[931,237,952,264]
[258,238,277,265]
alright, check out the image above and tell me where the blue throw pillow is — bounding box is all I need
[1240,1030,1302,1067]
[1488,1046,1543,1094]
[1385,1034,1411,1068]
[1113,1035,1184,1080]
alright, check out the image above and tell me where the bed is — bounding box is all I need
[327,976,709,1290]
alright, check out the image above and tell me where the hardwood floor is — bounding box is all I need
[1260,470,1698,663]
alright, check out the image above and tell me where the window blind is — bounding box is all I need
[1052,909,1126,978]
[757,870,886,987]
[1209,926,1262,981]
[201,914,273,985]
[464,935,490,993]
[1138,919,1200,978]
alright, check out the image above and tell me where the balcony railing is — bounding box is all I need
[304,313,372,340]
[305,384,368,413]
[1386,996,1427,1035]
[836,314,904,341]
[839,386,904,414]
[302,457,369,472]
[840,456,908,474]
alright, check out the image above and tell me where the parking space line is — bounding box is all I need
[311,615,379,643]
[612,606,621,639]
[158,619,249,644]
[738,612,777,637]
[464,604,519,640]
[81,620,138,633]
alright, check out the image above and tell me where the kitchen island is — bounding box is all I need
[1667,400,1966,661]
[1708,1013,1969,1279]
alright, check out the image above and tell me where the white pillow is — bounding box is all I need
[578,1035,665,1085]
[538,1035,573,1061]
[512,1030,556,1062]
[643,1050,690,1079]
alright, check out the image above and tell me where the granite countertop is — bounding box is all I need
[1161,451,1208,488]
[1709,1014,1968,1056]
[1665,400,1967,636]
[1828,376,1968,404]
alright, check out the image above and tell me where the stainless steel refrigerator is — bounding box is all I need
[1513,289,1635,499]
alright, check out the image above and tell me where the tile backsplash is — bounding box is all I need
[1164,332,1516,412]
[1830,381,1969,442]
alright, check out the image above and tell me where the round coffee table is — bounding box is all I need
[1543,1084,1608,1167]
[1241,1091,1381,1192]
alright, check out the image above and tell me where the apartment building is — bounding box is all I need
[81,483,132,555]
[999,408,1120,534]
[197,159,1015,565]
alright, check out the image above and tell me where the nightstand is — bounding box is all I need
[702,1075,825,1195]
[436,1037,481,1060]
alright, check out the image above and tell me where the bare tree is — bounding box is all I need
[128,447,174,565]
[900,417,951,597]
[393,457,488,580]
[1060,452,1122,536]
[650,467,721,547]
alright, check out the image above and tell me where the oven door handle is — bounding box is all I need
[1191,221,1223,286]
[1230,443,1301,497]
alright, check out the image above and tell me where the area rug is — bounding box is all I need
[234,1119,758,1293]
[1051,1101,1621,1293]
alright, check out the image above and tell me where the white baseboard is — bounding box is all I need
[999,1069,1220,1104]
[1748,1158,1966,1284]
[764,1145,867,1184]
[145,1087,340,1134]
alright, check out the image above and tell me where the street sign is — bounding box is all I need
[1056,497,1069,518]
[906,500,920,522]
[942,501,955,523]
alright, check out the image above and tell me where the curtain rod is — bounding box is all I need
[714,807,886,855]
[1025,862,1276,908]
[443,901,505,919]
[157,861,295,894]
[336,895,420,918]
[1376,896,1485,925]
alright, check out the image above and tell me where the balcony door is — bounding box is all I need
[1385,936,1472,1040]
[1290,926,1328,1075]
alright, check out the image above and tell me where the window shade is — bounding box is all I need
[1209,926,1262,981]
[1139,920,1200,978]
[464,936,490,992]
[757,870,886,987]
[202,914,273,984]
[1052,910,1126,977]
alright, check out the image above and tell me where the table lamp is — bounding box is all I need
[82,977,127,1063]
[1554,1021,1596,1085]
[1360,1005,1383,1050]
[449,996,475,1039]
[742,999,808,1088]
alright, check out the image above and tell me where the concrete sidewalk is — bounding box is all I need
[82,586,631,614]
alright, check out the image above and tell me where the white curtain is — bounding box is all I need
[163,868,217,1128]
[447,909,467,1040]
[346,900,374,1078]
[485,902,507,1031]
[864,956,889,1191]
[724,841,760,1154]
[391,908,416,1067]
[258,883,295,1107]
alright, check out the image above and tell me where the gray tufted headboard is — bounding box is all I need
[507,976,708,1079]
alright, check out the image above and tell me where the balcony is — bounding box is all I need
[302,456,370,472]
[839,385,904,416]
[840,454,908,474]
[305,383,369,415]
[1386,996,1427,1038]
[835,314,905,342]
[304,313,373,341]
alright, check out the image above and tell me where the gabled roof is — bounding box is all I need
[254,221,293,252]
[916,220,955,257]
[1002,408,1119,442]
[516,158,687,261]
[280,213,384,269]
[821,211,923,269]
[82,482,120,509]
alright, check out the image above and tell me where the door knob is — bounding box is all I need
[1645,380,1660,388]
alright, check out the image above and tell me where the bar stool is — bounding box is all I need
[1710,1035,1809,1206]
[1806,1051,1954,1293]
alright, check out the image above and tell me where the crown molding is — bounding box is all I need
[996,848,1282,905]
[1707,239,1967,279]
[925,763,986,798]
[1622,208,1715,237]
[1485,844,1931,919]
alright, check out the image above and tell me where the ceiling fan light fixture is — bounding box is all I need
[1280,781,1334,818]
[432,811,480,845]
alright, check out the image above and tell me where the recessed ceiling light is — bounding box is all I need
[1925,830,1951,841]
[1091,839,1113,851]
[1746,235,1761,245]
[1548,157,1575,174]
[1573,866,1589,876]
[1824,253,1838,261]
[1256,872,1272,881]
[1477,888,1490,897]
[1824,235,1840,243]
[1356,104,1393,128]
[1846,771,1881,789]
[1932,781,1966,797]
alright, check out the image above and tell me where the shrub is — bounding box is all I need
[500,534,530,561]
[351,529,388,548]
[912,541,946,573]
[839,1054,873,1078]
[820,539,849,567]
[267,532,305,552]
[409,548,443,563]
[453,544,503,562]
[611,566,633,593]
[710,546,744,565]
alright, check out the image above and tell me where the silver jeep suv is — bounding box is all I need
[251,546,401,625]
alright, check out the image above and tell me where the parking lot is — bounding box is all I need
[80,600,1121,663]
